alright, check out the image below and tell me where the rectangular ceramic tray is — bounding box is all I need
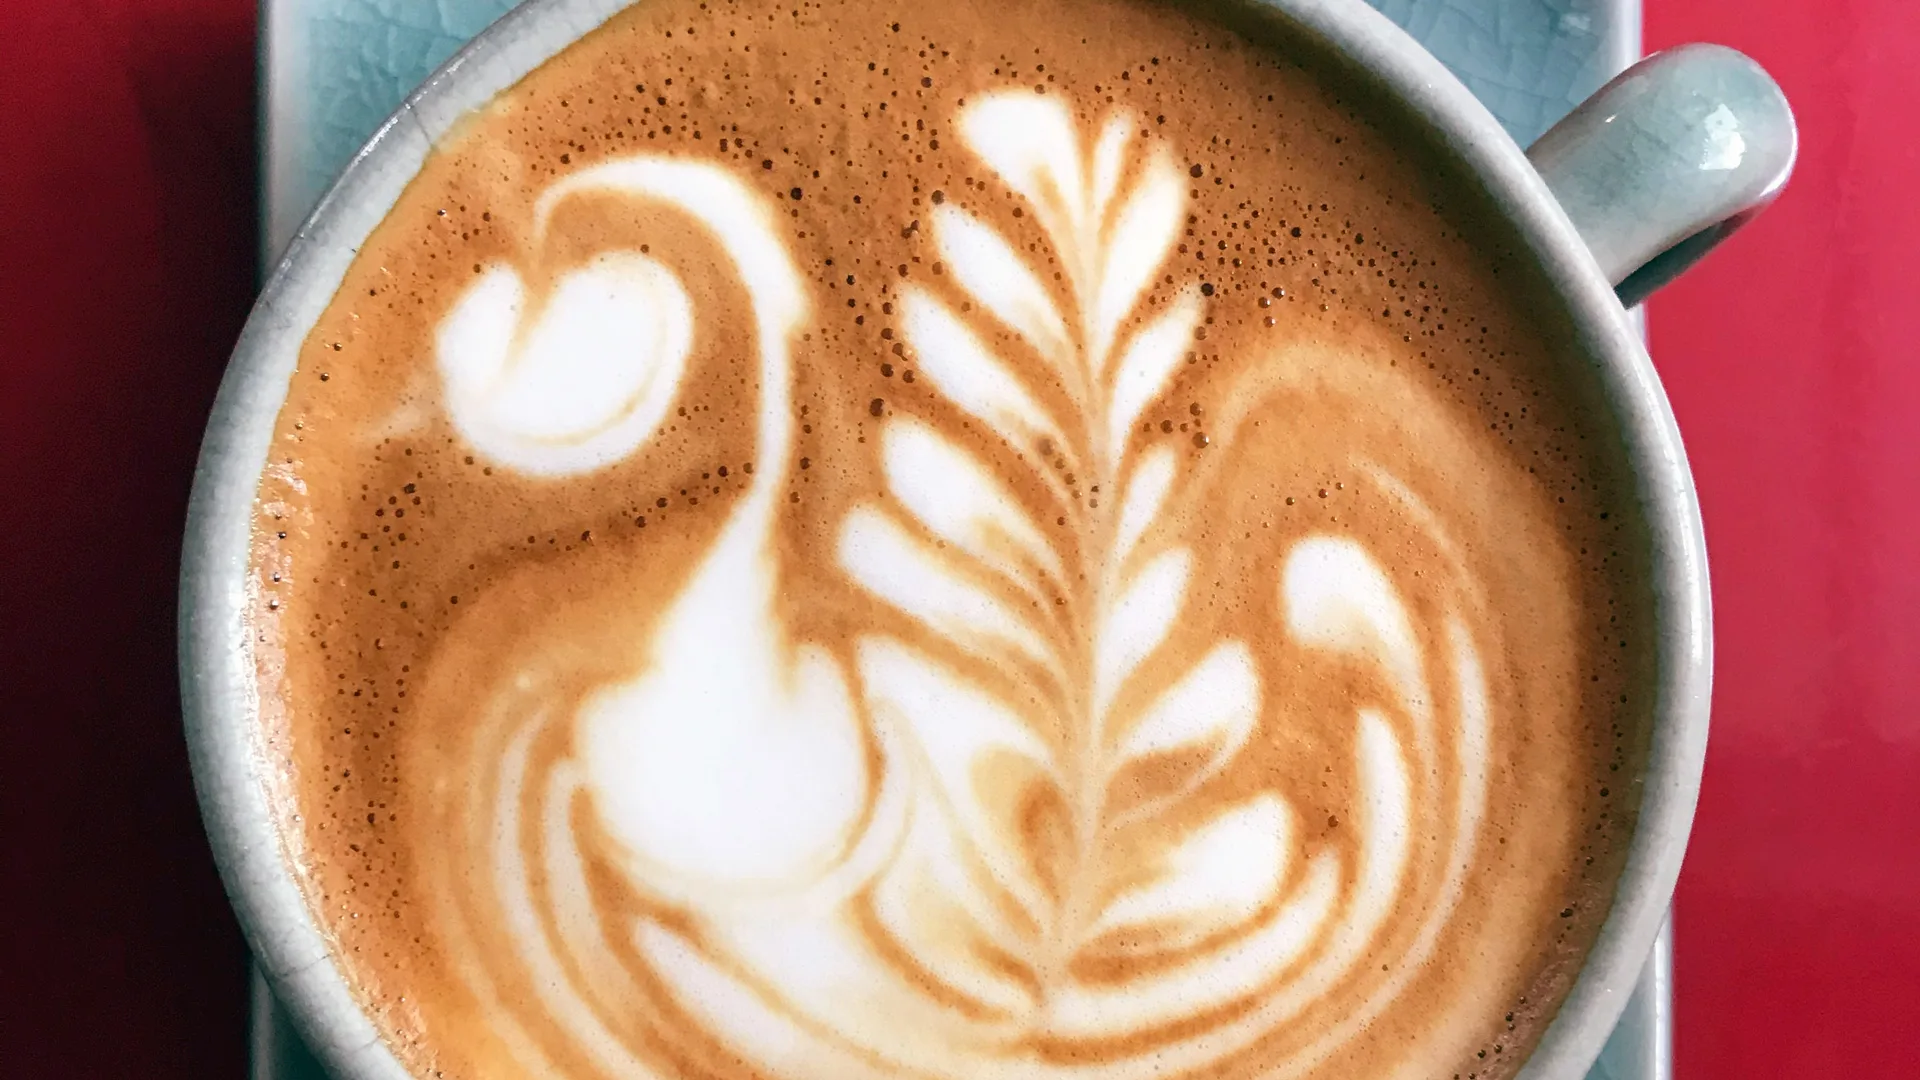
[252,2,1671,1078]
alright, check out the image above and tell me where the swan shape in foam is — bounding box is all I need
[437,158,875,894]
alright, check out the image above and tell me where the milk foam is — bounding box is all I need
[417,89,1495,1079]
[259,5,1647,1077]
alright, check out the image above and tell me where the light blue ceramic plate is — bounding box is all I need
[251,3,1670,1078]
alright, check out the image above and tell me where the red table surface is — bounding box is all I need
[3,0,1915,1076]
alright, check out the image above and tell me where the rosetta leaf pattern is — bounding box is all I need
[837,91,1287,1017]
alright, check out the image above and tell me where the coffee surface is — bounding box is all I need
[249,0,1655,1077]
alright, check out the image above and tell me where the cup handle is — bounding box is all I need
[1526,44,1797,308]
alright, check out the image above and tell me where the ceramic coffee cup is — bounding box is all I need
[180,1,1795,1077]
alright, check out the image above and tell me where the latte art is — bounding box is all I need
[412,92,1496,1078]
[253,2,1653,1078]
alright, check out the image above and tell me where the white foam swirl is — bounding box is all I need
[438,253,692,475]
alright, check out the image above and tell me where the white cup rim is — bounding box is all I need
[179,2,1711,1077]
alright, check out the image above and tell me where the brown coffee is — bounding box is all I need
[248,0,1655,1077]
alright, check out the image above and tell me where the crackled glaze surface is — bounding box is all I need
[261,0,1637,262]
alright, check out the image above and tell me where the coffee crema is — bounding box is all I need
[248,1,1655,1077]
